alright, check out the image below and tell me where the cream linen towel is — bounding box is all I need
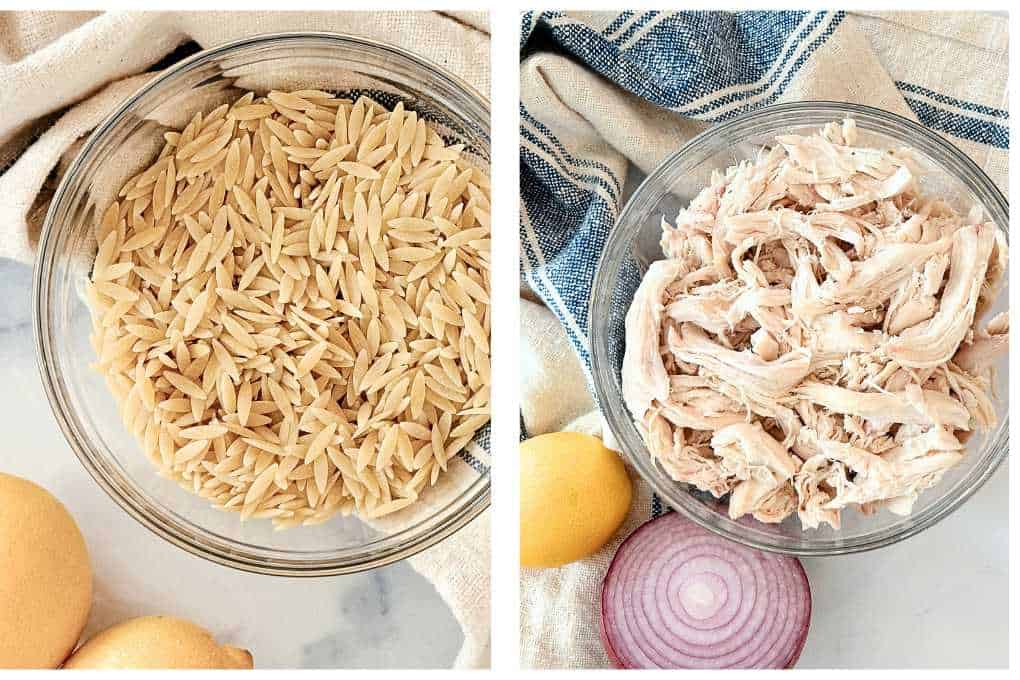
[0,10,490,669]
[0,10,490,263]
[520,300,633,669]
[520,10,1007,669]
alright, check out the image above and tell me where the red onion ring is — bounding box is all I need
[600,512,811,668]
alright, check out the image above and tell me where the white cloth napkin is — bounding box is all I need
[0,10,490,669]
[519,10,1007,669]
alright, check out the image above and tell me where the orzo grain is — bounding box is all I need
[85,90,491,527]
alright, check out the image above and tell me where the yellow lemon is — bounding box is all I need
[63,616,253,669]
[520,432,632,568]
[0,473,92,669]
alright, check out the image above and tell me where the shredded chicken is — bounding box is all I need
[622,120,1007,530]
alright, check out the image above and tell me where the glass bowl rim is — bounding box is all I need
[33,31,491,576]
[590,100,1009,557]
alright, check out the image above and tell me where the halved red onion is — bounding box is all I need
[600,512,811,669]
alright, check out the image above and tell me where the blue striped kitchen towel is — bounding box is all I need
[519,9,1008,390]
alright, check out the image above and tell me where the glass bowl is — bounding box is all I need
[590,102,1008,556]
[34,32,490,576]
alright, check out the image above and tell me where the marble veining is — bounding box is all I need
[0,258,463,669]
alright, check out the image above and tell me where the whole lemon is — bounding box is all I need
[63,616,253,669]
[0,473,93,669]
[520,432,632,568]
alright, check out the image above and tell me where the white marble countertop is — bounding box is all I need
[798,466,1007,668]
[0,257,463,669]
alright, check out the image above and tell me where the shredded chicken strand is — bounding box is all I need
[621,120,1008,530]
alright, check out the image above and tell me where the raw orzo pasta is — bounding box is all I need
[85,90,491,528]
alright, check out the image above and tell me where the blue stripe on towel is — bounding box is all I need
[708,11,845,121]
[651,493,664,519]
[904,97,1009,150]
[896,81,1009,121]
[457,425,490,474]
[521,105,623,196]
[609,11,658,45]
[520,158,615,344]
[519,127,620,204]
[679,11,831,119]
[892,83,1010,150]
[458,448,489,475]
[522,10,844,117]
[603,11,637,38]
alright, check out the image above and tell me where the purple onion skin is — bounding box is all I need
[599,512,812,669]
[599,615,626,669]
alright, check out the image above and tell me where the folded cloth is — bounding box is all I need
[0,10,491,669]
[519,10,1007,669]
[520,302,629,669]
[0,10,490,264]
